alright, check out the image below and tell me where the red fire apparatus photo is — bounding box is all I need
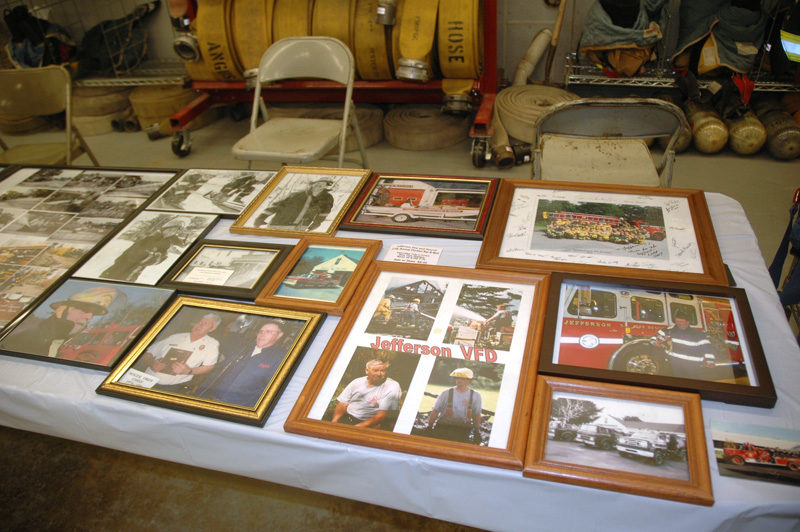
[553,281,749,382]
[361,179,484,223]
[722,443,800,471]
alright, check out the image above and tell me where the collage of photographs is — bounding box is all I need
[0,165,793,509]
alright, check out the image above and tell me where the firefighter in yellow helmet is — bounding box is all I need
[427,367,483,444]
[1,284,117,358]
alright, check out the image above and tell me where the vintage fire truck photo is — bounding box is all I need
[552,280,751,384]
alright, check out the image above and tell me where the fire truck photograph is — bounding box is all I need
[532,199,668,258]
[442,284,521,351]
[552,279,752,384]
[352,177,490,230]
[366,277,446,341]
[276,245,366,302]
[712,421,800,486]
[546,391,690,480]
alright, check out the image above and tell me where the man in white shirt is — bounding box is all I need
[332,359,401,430]
[427,367,483,444]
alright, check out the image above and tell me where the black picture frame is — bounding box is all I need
[160,239,294,299]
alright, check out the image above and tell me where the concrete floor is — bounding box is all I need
[1,109,798,530]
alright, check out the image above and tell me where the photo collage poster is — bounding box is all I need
[308,272,537,448]
[0,167,176,328]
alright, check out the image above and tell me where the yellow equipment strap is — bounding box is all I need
[438,0,481,79]
[441,78,473,95]
[273,0,312,41]
[398,0,439,62]
[353,0,392,79]
[196,0,243,80]
[231,0,274,71]
[312,0,354,49]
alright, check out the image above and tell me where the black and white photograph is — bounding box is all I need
[50,216,121,243]
[74,211,218,285]
[35,189,103,214]
[232,167,371,237]
[0,207,22,230]
[0,188,54,210]
[60,171,129,190]
[102,171,178,199]
[0,211,74,237]
[16,168,81,189]
[79,196,145,219]
[149,169,275,215]
[29,242,93,269]
[366,276,447,341]
[545,390,689,479]
[443,283,522,351]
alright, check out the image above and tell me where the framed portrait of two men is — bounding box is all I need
[97,296,324,426]
[285,261,549,470]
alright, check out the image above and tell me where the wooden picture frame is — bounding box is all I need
[230,166,371,238]
[285,261,548,470]
[339,173,498,240]
[255,236,381,315]
[147,168,276,216]
[476,180,728,286]
[0,279,174,371]
[538,273,776,407]
[524,375,713,506]
[97,296,324,426]
[160,239,294,300]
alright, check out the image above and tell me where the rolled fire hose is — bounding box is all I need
[384,104,471,150]
[196,0,243,80]
[438,0,482,112]
[396,0,439,82]
[725,111,767,156]
[72,87,132,116]
[683,100,728,154]
[231,0,274,71]
[272,0,313,41]
[312,0,355,49]
[353,0,393,79]
[74,107,133,136]
[512,28,551,86]
[753,99,800,160]
[654,93,692,153]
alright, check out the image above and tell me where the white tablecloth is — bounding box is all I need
[1,192,799,531]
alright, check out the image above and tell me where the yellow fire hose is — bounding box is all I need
[396,0,439,82]
[353,0,393,79]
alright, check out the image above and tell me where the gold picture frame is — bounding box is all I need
[524,375,713,506]
[230,166,372,238]
[97,296,325,426]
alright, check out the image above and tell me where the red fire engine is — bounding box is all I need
[555,284,746,380]
[723,443,800,471]
[363,180,483,223]
[544,211,666,240]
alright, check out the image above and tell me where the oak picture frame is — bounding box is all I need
[160,239,294,300]
[97,296,325,426]
[230,166,371,238]
[285,261,549,470]
[524,375,713,506]
[538,272,776,408]
[255,236,382,315]
[339,173,498,240]
[476,180,728,286]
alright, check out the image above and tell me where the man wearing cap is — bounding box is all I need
[332,359,401,429]
[427,367,483,444]
[138,313,221,392]
[101,217,186,282]
[401,298,421,328]
[1,285,117,358]
[651,308,716,379]
[254,179,334,231]
[202,319,289,407]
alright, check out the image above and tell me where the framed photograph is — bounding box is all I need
[524,375,713,506]
[97,296,324,426]
[230,166,371,238]
[476,180,728,286]
[255,236,381,315]
[73,211,218,285]
[0,279,174,370]
[148,169,276,215]
[285,261,548,470]
[539,273,776,407]
[339,173,498,239]
[160,239,294,299]
[711,420,800,487]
